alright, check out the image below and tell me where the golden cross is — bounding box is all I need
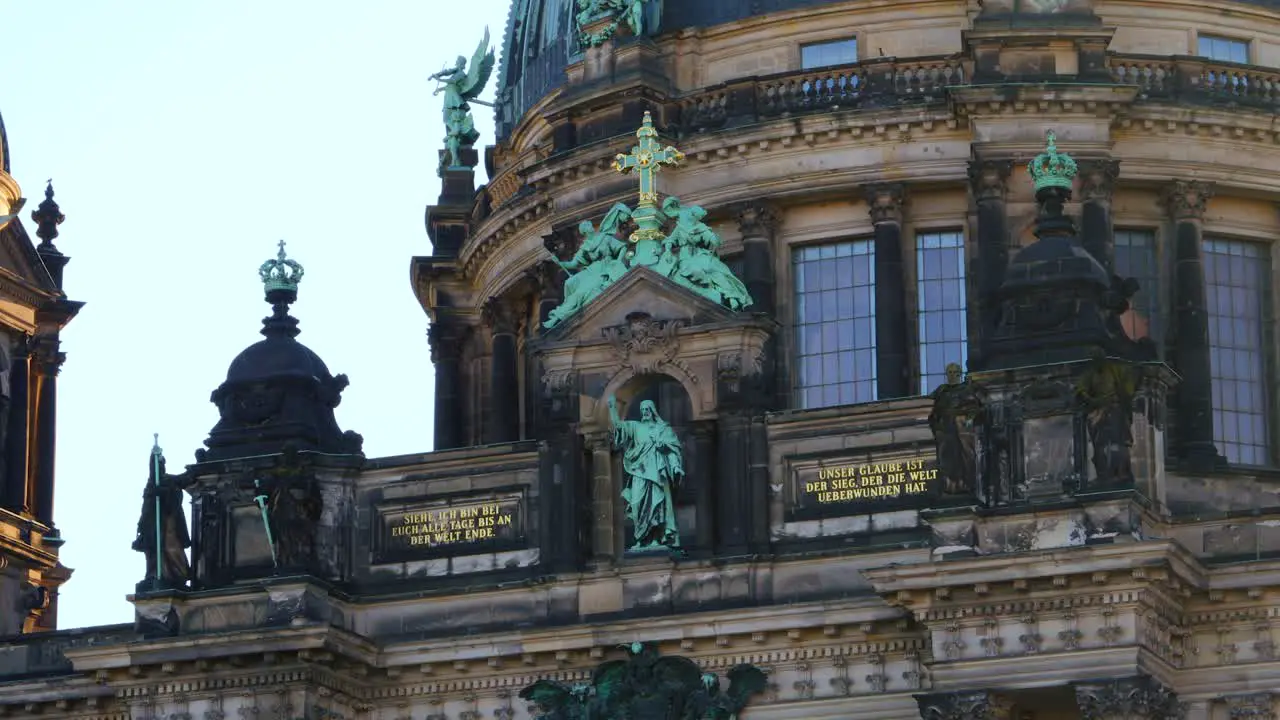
[612,111,684,208]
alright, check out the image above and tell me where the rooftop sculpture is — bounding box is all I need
[544,112,752,330]
[431,29,495,176]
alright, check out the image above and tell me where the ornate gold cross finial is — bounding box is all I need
[613,111,684,242]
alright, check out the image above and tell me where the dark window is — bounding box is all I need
[793,240,876,409]
[1204,238,1270,466]
[1114,230,1161,344]
[916,231,968,395]
[801,38,858,69]
[1198,34,1249,64]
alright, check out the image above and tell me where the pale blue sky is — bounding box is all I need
[6,1,509,629]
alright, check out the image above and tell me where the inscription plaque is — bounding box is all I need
[788,455,940,520]
[376,491,526,560]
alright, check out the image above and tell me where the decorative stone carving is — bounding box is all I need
[929,363,985,495]
[916,690,1015,720]
[520,642,767,719]
[1078,159,1120,204]
[1076,350,1138,485]
[734,202,779,239]
[603,312,687,377]
[865,184,905,225]
[1163,180,1214,221]
[428,321,467,364]
[967,159,1013,202]
[482,295,523,335]
[1074,676,1186,720]
[1223,693,1276,720]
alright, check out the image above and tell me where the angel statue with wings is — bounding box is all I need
[430,28,496,176]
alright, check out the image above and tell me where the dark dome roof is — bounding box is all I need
[495,0,845,139]
[224,336,333,385]
[0,109,9,173]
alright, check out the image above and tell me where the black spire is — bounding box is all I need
[31,182,70,290]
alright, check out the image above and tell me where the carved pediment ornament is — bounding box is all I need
[1074,677,1186,720]
[602,312,687,376]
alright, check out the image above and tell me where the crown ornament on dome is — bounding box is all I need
[1028,131,1078,193]
[259,240,305,294]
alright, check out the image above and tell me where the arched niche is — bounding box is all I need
[605,373,707,554]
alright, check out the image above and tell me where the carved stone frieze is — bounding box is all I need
[601,312,688,377]
[967,160,1013,203]
[735,202,780,239]
[1222,693,1277,720]
[1078,159,1120,204]
[865,184,905,225]
[1163,180,1214,221]
[916,690,1015,720]
[1074,676,1186,720]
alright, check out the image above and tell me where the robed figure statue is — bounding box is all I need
[544,203,632,330]
[430,28,496,176]
[132,436,191,591]
[928,363,985,495]
[607,395,684,551]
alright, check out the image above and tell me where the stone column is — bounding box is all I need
[2,338,29,513]
[1074,676,1186,719]
[715,412,751,555]
[866,184,910,399]
[1163,181,1221,470]
[538,371,583,574]
[735,203,779,316]
[586,431,618,564]
[691,420,716,553]
[915,690,1016,719]
[968,159,1013,359]
[428,320,466,451]
[30,338,63,528]
[1080,159,1120,273]
[484,297,522,444]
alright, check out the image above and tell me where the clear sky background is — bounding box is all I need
[5,1,510,629]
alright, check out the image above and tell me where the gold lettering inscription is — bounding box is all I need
[803,458,936,505]
[389,502,517,549]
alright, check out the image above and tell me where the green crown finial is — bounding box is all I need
[1028,131,1078,193]
[258,239,304,294]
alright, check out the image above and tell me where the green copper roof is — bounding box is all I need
[258,240,304,294]
[1028,131,1078,193]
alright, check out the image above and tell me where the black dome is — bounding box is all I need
[225,336,333,385]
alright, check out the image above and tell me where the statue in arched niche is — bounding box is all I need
[607,394,683,551]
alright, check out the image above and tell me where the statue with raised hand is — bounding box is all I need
[607,394,683,551]
[431,28,496,176]
[544,203,632,330]
[661,196,753,311]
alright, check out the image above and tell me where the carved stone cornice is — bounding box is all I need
[865,184,905,225]
[734,202,780,240]
[1222,693,1277,720]
[916,690,1015,720]
[1163,180,1215,222]
[967,160,1013,203]
[1074,676,1186,720]
[481,295,523,336]
[1079,159,1120,204]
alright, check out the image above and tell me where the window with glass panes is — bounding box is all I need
[1198,34,1249,63]
[1204,238,1271,466]
[1113,230,1161,343]
[801,38,858,69]
[916,231,968,395]
[793,240,876,409]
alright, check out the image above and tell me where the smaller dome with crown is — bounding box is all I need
[1027,131,1079,193]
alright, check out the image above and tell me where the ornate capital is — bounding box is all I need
[602,312,686,376]
[525,259,564,298]
[482,295,523,335]
[735,202,780,239]
[1223,694,1276,720]
[1079,159,1120,204]
[916,691,1016,720]
[865,184,905,225]
[427,321,467,363]
[1074,676,1186,720]
[30,335,64,377]
[1163,180,1214,222]
[968,160,1013,202]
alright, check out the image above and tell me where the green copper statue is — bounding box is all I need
[608,395,683,551]
[662,196,753,311]
[545,204,632,329]
[577,0,662,48]
[431,28,495,176]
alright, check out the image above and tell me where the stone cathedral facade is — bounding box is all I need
[5,0,1280,718]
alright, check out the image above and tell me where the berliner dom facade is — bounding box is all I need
[5,1,1280,718]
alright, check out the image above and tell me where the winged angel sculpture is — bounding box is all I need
[520,642,768,720]
[430,28,495,176]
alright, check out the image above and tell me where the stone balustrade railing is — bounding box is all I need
[1111,54,1280,106]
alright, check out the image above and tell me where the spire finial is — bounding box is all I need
[277,239,287,260]
[152,433,161,455]
[612,111,684,243]
[258,240,305,295]
[31,180,65,247]
[1027,130,1078,194]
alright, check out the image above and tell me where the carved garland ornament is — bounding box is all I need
[603,312,688,377]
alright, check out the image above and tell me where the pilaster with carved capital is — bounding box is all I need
[915,690,1016,720]
[1074,676,1186,720]
[967,160,1013,204]
[483,295,524,444]
[1163,181,1214,222]
[427,320,467,365]
[865,183,909,398]
[865,184,905,225]
[967,159,1013,362]
[735,202,780,239]
[1079,159,1120,206]
[1078,159,1121,272]
[734,201,780,317]
[428,320,468,450]
[482,295,524,338]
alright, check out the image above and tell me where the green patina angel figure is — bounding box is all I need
[661,196,753,311]
[544,203,633,330]
[430,28,495,176]
[608,394,683,551]
[576,0,662,48]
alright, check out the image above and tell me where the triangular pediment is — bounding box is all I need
[0,219,57,297]
[543,266,739,344]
